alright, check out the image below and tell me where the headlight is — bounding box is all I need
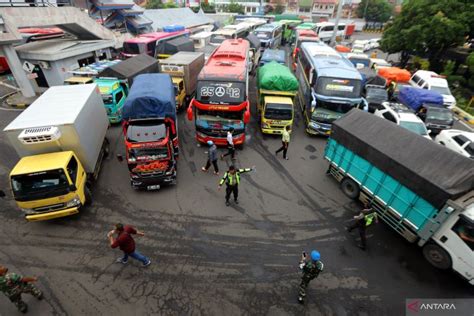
[128,157,136,163]
[66,196,81,208]
[261,122,269,128]
[20,208,35,214]
[309,122,320,129]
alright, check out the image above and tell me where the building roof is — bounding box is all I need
[144,8,213,31]
[15,39,114,61]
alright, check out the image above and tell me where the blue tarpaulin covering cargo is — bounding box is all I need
[122,74,176,120]
[398,87,444,112]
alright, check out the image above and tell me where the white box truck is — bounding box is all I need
[3,84,109,221]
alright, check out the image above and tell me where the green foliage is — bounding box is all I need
[412,56,430,70]
[227,1,245,14]
[275,4,285,15]
[200,2,216,13]
[356,0,393,23]
[145,0,178,9]
[381,0,474,69]
[467,52,474,73]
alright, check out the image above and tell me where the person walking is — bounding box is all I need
[275,125,291,160]
[202,140,219,175]
[298,250,323,304]
[108,223,151,267]
[221,128,235,160]
[0,265,43,313]
[346,204,379,250]
[218,165,254,206]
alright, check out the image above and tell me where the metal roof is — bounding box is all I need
[144,8,213,31]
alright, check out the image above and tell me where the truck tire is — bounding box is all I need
[422,243,452,270]
[84,186,92,206]
[341,178,360,199]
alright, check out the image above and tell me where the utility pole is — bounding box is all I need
[363,0,370,20]
[330,0,343,46]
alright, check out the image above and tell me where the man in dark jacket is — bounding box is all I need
[108,223,151,267]
[202,140,219,175]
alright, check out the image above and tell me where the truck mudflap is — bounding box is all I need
[26,207,80,222]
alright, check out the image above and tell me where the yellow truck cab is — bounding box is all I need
[259,93,295,134]
[172,76,186,110]
[10,151,88,221]
[257,62,299,134]
[3,84,109,222]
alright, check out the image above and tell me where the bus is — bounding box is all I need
[296,42,365,135]
[253,23,283,49]
[121,29,190,59]
[187,39,251,146]
[209,23,251,46]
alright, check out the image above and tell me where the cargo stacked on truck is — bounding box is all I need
[325,110,474,284]
[257,61,298,134]
[121,74,178,190]
[159,52,205,110]
[187,39,251,146]
[296,42,365,135]
[121,26,190,59]
[3,84,109,222]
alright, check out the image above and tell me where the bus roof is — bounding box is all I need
[126,30,188,44]
[302,42,361,80]
[255,23,281,32]
[199,39,249,80]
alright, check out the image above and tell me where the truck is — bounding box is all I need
[159,52,205,110]
[398,87,454,134]
[187,39,251,146]
[257,62,298,134]
[3,84,109,221]
[121,74,178,190]
[325,110,474,284]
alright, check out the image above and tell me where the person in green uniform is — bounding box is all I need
[218,165,254,206]
[0,265,43,313]
[347,203,379,250]
[298,250,324,304]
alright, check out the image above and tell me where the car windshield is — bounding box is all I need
[102,94,113,105]
[431,85,451,95]
[426,108,453,121]
[255,31,271,39]
[315,77,362,99]
[399,121,428,135]
[129,147,169,161]
[11,169,69,199]
[265,103,292,120]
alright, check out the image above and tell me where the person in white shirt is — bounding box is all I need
[221,127,236,160]
[275,125,291,160]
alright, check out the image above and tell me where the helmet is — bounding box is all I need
[207,140,214,146]
[311,250,320,261]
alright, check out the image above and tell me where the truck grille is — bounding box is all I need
[33,203,66,213]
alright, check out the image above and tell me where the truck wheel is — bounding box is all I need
[341,178,360,199]
[422,243,452,270]
[84,186,92,206]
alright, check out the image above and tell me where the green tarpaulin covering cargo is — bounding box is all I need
[258,61,299,91]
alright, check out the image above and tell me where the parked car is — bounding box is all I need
[374,102,431,139]
[363,85,388,113]
[369,58,391,70]
[435,130,474,158]
[409,70,456,108]
[367,38,380,50]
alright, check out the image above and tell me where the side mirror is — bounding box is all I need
[0,190,5,198]
[116,154,124,162]
[427,129,432,134]
[69,184,77,192]
[244,110,250,124]
[187,105,193,121]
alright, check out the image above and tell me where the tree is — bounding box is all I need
[145,0,177,9]
[274,4,285,14]
[356,0,392,23]
[381,0,474,70]
[227,1,244,14]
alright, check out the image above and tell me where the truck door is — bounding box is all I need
[66,155,85,196]
[114,89,125,115]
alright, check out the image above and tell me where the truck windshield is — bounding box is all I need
[196,81,246,105]
[11,169,70,200]
[399,121,428,135]
[452,216,474,250]
[426,108,453,121]
[123,42,141,55]
[316,100,354,115]
[102,94,113,105]
[315,77,362,99]
[265,103,292,120]
[129,147,169,161]
[196,109,244,130]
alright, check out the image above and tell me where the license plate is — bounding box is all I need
[147,185,160,191]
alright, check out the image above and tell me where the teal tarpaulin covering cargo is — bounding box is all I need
[258,61,299,92]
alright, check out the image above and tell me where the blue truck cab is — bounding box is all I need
[325,110,474,284]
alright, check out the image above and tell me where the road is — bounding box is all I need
[0,70,473,315]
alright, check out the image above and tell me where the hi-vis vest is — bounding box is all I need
[364,212,377,226]
[220,168,252,186]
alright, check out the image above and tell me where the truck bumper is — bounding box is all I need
[196,133,245,146]
[131,172,177,190]
[26,206,80,222]
[261,127,284,135]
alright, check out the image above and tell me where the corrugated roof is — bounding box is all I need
[144,8,213,31]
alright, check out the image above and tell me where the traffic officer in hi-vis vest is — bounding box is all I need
[218,165,254,206]
[346,203,379,250]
